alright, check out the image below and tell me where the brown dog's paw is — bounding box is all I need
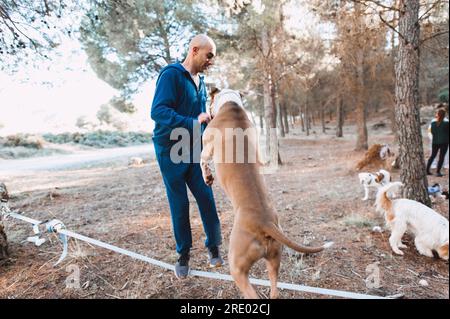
[204,174,214,186]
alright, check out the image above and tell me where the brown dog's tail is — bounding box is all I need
[262,223,334,254]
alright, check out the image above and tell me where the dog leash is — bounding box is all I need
[1,206,388,299]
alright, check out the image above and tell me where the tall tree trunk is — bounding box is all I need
[321,104,326,133]
[305,95,310,136]
[270,79,282,165]
[0,219,7,260]
[354,56,368,149]
[276,96,285,138]
[261,26,272,160]
[390,3,399,141]
[259,114,264,135]
[355,98,368,150]
[336,96,344,137]
[395,0,430,206]
[261,27,280,166]
[300,104,305,132]
[264,78,272,160]
[282,104,289,134]
[354,3,368,150]
[0,183,10,260]
[278,105,285,137]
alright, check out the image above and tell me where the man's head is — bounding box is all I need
[187,34,216,73]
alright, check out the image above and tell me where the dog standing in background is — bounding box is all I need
[358,169,391,201]
[376,182,449,260]
[356,144,394,171]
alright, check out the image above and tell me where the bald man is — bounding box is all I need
[151,34,223,279]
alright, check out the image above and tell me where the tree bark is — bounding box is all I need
[275,91,285,138]
[395,0,430,206]
[282,103,289,134]
[355,98,368,150]
[353,3,368,150]
[259,114,264,134]
[355,48,368,149]
[336,96,344,137]
[270,78,282,165]
[321,104,326,133]
[300,103,305,132]
[261,26,280,166]
[0,183,10,260]
[263,78,272,159]
[305,95,310,136]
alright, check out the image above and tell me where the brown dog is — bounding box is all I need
[356,144,395,171]
[201,89,332,298]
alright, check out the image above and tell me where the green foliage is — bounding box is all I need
[0,146,70,159]
[0,134,44,149]
[109,96,136,113]
[79,0,209,98]
[438,87,449,103]
[42,131,152,148]
[0,0,87,72]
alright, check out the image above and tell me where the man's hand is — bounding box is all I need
[198,112,211,124]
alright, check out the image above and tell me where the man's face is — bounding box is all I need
[194,43,216,73]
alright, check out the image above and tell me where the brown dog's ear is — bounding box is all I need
[209,87,220,100]
[209,87,221,116]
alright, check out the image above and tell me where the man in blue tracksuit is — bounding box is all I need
[151,34,223,279]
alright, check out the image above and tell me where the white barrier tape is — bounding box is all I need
[4,211,387,299]
[59,229,176,271]
[6,212,41,225]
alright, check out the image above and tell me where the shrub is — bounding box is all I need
[0,134,44,149]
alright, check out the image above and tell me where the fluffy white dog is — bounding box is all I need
[358,169,391,201]
[376,182,449,260]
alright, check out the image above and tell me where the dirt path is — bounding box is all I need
[0,124,448,299]
[0,144,154,176]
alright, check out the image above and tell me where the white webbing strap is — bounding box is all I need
[3,210,387,299]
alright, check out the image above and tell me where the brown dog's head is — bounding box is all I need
[375,172,384,183]
[208,88,244,117]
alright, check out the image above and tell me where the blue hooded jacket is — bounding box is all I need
[151,62,207,153]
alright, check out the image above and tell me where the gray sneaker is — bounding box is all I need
[175,253,190,279]
[208,246,224,268]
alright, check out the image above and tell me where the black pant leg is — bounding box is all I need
[437,144,449,173]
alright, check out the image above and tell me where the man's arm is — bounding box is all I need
[151,69,196,131]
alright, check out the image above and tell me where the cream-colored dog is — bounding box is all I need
[376,182,449,260]
[201,89,333,299]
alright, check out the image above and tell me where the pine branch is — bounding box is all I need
[378,12,405,42]
[418,0,443,21]
[350,0,400,12]
[420,29,449,45]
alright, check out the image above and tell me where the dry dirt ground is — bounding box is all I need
[0,122,448,299]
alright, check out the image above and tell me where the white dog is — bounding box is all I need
[375,182,449,260]
[358,169,391,201]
